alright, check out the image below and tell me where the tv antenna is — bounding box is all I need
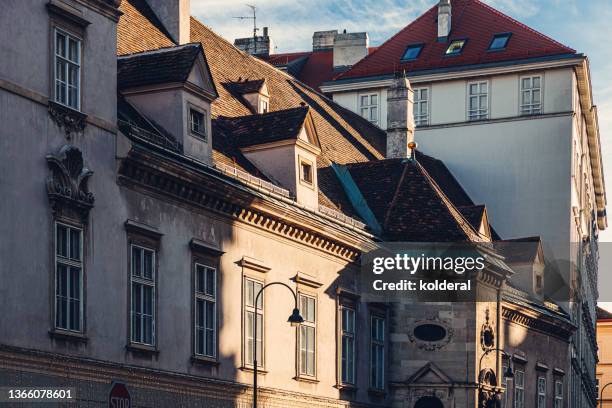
[233,4,258,54]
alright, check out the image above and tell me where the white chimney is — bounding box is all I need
[333,31,368,68]
[386,75,415,158]
[312,30,338,51]
[146,0,191,45]
[438,0,452,41]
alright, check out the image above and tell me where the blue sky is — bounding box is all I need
[194,0,612,240]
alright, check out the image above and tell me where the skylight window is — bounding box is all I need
[445,39,466,55]
[489,33,511,51]
[401,44,423,61]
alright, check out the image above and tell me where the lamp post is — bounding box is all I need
[600,382,612,408]
[252,281,303,408]
[477,347,514,405]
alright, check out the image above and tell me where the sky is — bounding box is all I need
[192,0,612,308]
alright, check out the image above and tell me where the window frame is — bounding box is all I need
[243,276,265,369]
[299,156,314,188]
[467,80,490,121]
[554,380,563,408]
[129,243,157,347]
[445,39,468,56]
[189,106,208,141]
[401,44,424,61]
[193,261,217,360]
[514,369,525,408]
[501,359,509,408]
[54,221,84,333]
[340,305,356,385]
[297,292,317,379]
[537,376,547,408]
[370,313,386,391]
[520,75,543,116]
[413,87,430,127]
[53,27,82,111]
[359,93,379,125]
[488,32,512,51]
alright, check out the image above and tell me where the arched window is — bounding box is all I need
[414,396,444,408]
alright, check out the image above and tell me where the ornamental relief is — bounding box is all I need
[408,316,453,351]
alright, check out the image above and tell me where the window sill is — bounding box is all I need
[48,328,88,343]
[126,343,159,355]
[239,366,268,375]
[191,355,220,366]
[294,375,319,384]
[335,383,357,391]
[190,132,208,142]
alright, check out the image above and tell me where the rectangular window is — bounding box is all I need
[130,245,155,345]
[520,76,542,115]
[299,294,316,377]
[514,370,525,408]
[537,377,546,408]
[300,160,313,184]
[54,28,81,110]
[194,263,216,358]
[501,361,509,408]
[341,306,355,384]
[414,88,429,126]
[260,100,268,113]
[360,94,379,125]
[370,315,385,390]
[244,278,264,367]
[401,44,423,61]
[189,108,207,139]
[55,222,83,332]
[489,33,511,50]
[554,380,563,408]
[468,81,489,121]
[445,39,466,55]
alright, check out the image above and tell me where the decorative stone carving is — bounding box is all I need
[48,101,87,139]
[46,145,94,219]
[481,308,495,350]
[408,316,453,351]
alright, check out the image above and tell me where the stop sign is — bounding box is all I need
[108,381,131,408]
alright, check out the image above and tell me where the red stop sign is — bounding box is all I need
[108,382,131,408]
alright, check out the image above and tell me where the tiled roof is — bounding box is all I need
[597,306,612,321]
[118,43,202,89]
[457,205,485,230]
[335,0,576,80]
[225,79,266,95]
[117,0,175,55]
[216,106,310,149]
[496,236,542,263]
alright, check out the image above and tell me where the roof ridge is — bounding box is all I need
[118,42,201,59]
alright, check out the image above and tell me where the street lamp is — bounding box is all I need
[600,382,612,408]
[252,281,303,408]
[477,347,514,406]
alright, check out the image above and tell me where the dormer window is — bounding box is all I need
[260,99,269,113]
[189,108,207,140]
[401,44,423,61]
[300,159,313,185]
[445,39,466,56]
[488,33,511,51]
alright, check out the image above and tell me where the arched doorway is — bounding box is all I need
[415,396,444,408]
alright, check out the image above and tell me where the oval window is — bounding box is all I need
[413,324,447,342]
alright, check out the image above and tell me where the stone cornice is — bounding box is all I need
[502,302,575,340]
[118,146,368,262]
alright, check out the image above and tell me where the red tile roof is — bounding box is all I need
[335,0,576,81]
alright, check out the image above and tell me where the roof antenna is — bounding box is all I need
[233,4,258,55]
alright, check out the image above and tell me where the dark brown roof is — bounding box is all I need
[495,236,542,263]
[226,79,266,95]
[597,306,612,321]
[117,0,175,55]
[216,107,310,149]
[458,205,486,230]
[118,43,202,89]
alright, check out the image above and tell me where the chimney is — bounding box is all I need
[333,31,368,68]
[234,28,275,57]
[386,75,415,158]
[312,30,338,51]
[437,0,452,41]
[146,0,191,45]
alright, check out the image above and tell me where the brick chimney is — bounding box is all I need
[438,0,452,41]
[234,27,275,57]
[386,75,415,158]
[146,0,191,45]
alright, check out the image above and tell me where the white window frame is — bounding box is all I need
[130,244,156,346]
[514,369,525,408]
[260,99,269,113]
[413,87,429,127]
[298,293,317,378]
[54,221,84,332]
[554,380,563,408]
[520,75,543,115]
[54,28,81,110]
[537,376,547,408]
[189,107,207,140]
[359,93,379,125]
[370,314,385,390]
[340,306,356,385]
[244,277,264,368]
[501,360,509,408]
[468,80,489,121]
[194,263,216,358]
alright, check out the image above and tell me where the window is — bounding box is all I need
[360,94,379,125]
[194,263,216,358]
[554,380,563,408]
[501,361,509,408]
[537,377,546,408]
[468,81,489,121]
[370,315,385,390]
[55,222,83,332]
[300,160,313,184]
[445,39,466,55]
[299,294,316,377]
[260,99,269,113]
[520,76,542,115]
[413,88,429,126]
[54,28,81,110]
[244,278,264,367]
[514,369,525,408]
[341,306,356,384]
[401,44,423,61]
[130,245,155,345]
[489,33,511,50]
[189,108,207,139]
